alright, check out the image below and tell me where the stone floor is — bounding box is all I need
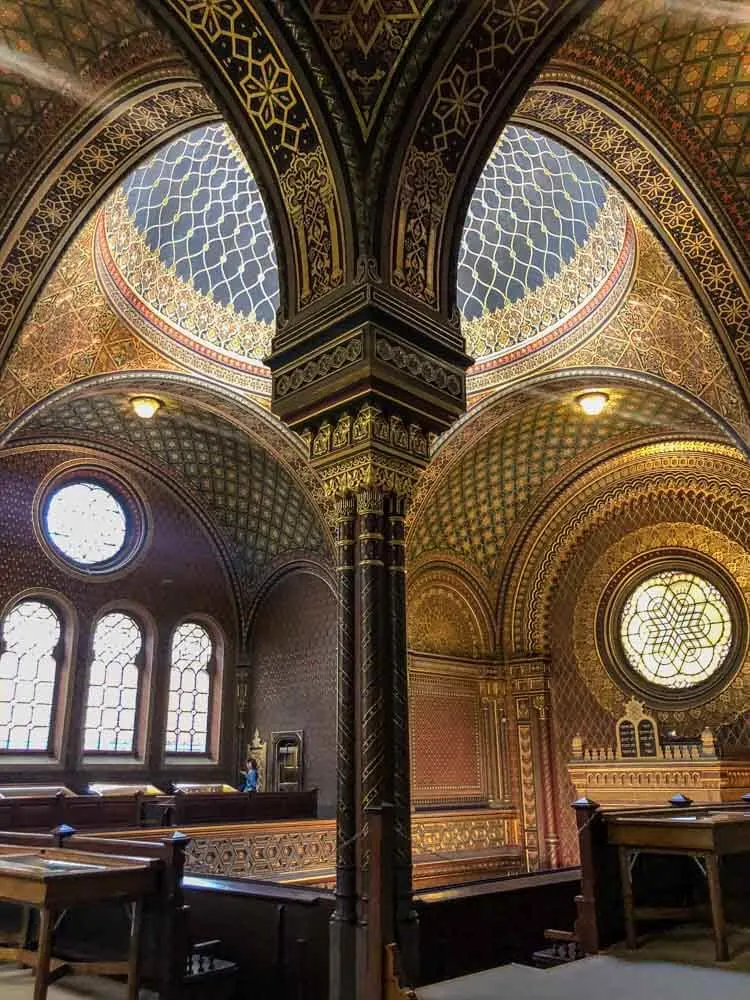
[418,955,750,1000]
[418,925,750,1000]
[0,966,157,999]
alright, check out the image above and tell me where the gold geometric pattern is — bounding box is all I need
[515,86,750,374]
[0,216,174,430]
[556,213,750,442]
[570,0,750,207]
[408,387,719,580]
[307,0,433,134]
[161,0,346,308]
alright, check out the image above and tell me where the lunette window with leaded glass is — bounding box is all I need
[83,612,143,752]
[165,622,213,753]
[0,600,61,751]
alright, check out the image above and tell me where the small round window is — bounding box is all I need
[36,467,147,577]
[46,482,127,566]
[619,571,733,690]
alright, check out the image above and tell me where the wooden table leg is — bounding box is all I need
[618,846,637,949]
[705,854,728,962]
[33,906,55,1000]
[127,898,144,1000]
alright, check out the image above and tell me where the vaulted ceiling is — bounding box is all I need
[407,377,734,587]
[0,0,748,632]
[4,377,333,612]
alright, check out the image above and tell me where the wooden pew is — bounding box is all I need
[0,793,142,833]
[0,828,237,999]
[144,788,319,828]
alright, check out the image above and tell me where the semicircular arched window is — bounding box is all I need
[165,622,214,754]
[0,600,62,751]
[84,612,143,753]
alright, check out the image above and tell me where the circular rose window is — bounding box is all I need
[46,482,127,566]
[35,467,147,577]
[619,571,733,689]
[599,554,747,709]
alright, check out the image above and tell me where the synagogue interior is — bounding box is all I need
[0,1,749,999]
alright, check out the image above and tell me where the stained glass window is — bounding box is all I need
[165,622,212,753]
[84,613,142,752]
[45,481,127,566]
[619,571,733,689]
[0,601,61,751]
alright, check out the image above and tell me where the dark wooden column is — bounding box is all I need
[330,496,357,1000]
[268,281,470,1000]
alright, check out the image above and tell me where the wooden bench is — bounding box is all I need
[0,828,237,999]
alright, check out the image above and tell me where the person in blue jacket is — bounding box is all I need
[242,757,259,792]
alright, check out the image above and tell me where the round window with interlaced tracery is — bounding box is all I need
[619,570,733,690]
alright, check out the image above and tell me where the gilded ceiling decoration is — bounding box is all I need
[504,439,749,653]
[407,384,718,580]
[98,122,276,380]
[459,124,632,374]
[553,0,750,252]
[304,0,435,135]
[546,213,750,442]
[11,388,331,600]
[0,215,175,430]
[390,0,592,308]
[408,564,495,658]
[0,82,217,370]
[156,0,346,310]
[513,86,750,393]
[0,0,159,191]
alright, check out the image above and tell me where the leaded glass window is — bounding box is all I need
[84,613,142,752]
[165,622,213,753]
[619,571,733,689]
[45,481,127,566]
[0,600,61,751]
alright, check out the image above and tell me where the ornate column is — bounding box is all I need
[509,658,559,871]
[268,272,470,1000]
[330,496,357,1000]
[479,675,507,806]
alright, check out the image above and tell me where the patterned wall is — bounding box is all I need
[0,442,237,781]
[497,442,750,861]
[409,665,484,808]
[14,389,331,606]
[408,565,494,658]
[249,571,337,816]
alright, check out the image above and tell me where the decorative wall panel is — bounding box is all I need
[409,666,484,807]
[249,571,337,816]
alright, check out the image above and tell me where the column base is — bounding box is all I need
[329,911,357,1000]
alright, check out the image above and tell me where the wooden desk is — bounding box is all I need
[0,845,158,1000]
[608,811,750,961]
